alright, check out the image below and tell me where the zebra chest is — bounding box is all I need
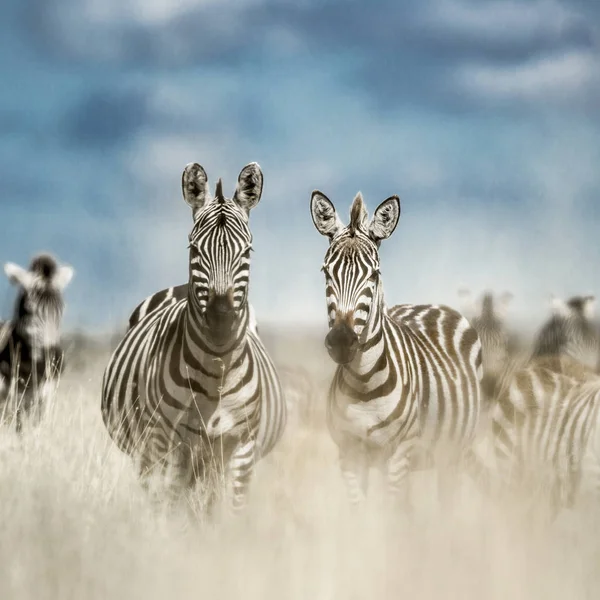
[331,386,413,446]
[149,365,259,443]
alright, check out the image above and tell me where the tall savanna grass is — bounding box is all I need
[0,341,599,600]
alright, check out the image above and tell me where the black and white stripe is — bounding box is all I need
[458,289,524,407]
[484,356,600,520]
[101,162,286,512]
[310,190,482,508]
[128,283,260,337]
[0,253,74,431]
[466,295,600,519]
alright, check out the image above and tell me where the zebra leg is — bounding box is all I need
[385,439,415,513]
[228,438,257,514]
[15,387,32,434]
[138,434,194,505]
[33,378,57,426]
[0,375,8,424]
[338,440,369,507]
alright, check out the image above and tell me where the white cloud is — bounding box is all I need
[420,0,583,43]
[78,0,262,26]
[455,50,600,103]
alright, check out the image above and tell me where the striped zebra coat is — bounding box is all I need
[0,254,73,431]
[458,289,523,407]
[473,356,600,522]
[101,162,286,511]
[127,283,260,337]
[310,190,482,507]
[466,296,600,521]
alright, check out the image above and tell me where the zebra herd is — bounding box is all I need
[1,160,600,523]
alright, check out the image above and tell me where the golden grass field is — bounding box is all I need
[1,331,599,600]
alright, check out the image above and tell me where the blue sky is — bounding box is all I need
[1,0,599,331]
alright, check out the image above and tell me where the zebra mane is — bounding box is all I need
[215,179,225,204]
[348,193,368,235]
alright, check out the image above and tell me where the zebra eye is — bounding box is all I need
[369,270,380,282]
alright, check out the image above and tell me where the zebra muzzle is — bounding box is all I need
[325,321,358,364]
[205,293,236,342]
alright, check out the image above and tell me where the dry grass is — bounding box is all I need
[0,347,599,600]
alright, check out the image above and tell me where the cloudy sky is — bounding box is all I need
[1,0,599,331]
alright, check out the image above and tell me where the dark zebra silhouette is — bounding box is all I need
[0,253,74,431]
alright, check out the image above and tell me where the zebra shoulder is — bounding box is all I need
[128,284,188,330]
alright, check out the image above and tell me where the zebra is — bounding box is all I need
[128,287,323,432]
[310,189,482,509]
[129,288,320,430]
[464,296,600,523]
[0,253,74,431]
[473,356,600,524]
[457,289,526,408]
[101,162,286,513]
[531,294,599,371]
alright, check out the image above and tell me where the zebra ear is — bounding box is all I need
[369,196,400,243]
[182,163,210,217]
[310,191,343,239]
[233,163,263,214]
[53,265,74,291]
[4,262,34,289]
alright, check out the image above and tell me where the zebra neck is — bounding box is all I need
[341,307,403,393]
[183,298,250,366]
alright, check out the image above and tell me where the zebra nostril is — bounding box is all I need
[207,294,235,316]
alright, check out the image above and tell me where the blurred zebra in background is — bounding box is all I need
[101,162,286,513]
[277,364,321,429]
[0,254,74,432]
[466,294,600,523]
[481,356,600,524]
[311,190,482,509]
[531,294,599,371]
[458,289,519,408]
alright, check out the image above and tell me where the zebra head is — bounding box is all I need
[182,162,263,345]
[311,190,400,364]
[533,294,599,370]
[4,254,74,353]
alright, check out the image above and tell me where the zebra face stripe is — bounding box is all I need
[323,231,381,340]
[188,198,253,320]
